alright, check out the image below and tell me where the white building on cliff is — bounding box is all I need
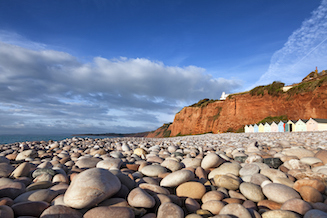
[220,92,229,100]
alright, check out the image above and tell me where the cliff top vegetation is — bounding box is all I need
[250,81,285,96]
[189,98,218,107]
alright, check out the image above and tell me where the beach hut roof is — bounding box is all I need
[311,118,327,123]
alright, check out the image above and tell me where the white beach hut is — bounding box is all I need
[307,118,327,131]
[248,124,254,133]
[264,122,271,132]
[270,122,278,132]
[244,125,249,133]
[295,119,307,132]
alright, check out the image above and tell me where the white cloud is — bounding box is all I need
[256,0,327,86]
[0,30,46,50]
[0,37,241,134]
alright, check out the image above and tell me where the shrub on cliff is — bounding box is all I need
[190,98,218,107]
[288,76,327,95]
[257,115,288,124]
[250,81,284,96]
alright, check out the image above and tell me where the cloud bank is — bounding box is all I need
[257,0,327,86]
[0,39,241,134]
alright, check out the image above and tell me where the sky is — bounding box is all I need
[0,0,327,135]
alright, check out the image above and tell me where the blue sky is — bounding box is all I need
[0,0,326,135]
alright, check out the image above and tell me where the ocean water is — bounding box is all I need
[0,134,113,145]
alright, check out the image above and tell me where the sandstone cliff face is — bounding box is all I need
[147,84,327,138]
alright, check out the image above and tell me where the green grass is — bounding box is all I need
[236,126,244,133]
[189,98,218,107]
[250,81,285,97]
[257,115,288,124]
[287,76,327,96]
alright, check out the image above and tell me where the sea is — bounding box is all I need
[0,134,114,145]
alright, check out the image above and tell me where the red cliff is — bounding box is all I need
[147,82,327,138]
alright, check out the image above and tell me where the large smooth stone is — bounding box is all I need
[239,182,264,202]
[157,202,184,218]
[139,183,170,195]
[314,149,327,164]
[299,186,323,203]
[281,198,312,215]
[96,159,122,170]
[11,162,31,178]
[283,148,314,159]
[182,158,201,168]
[127,187,155,208]
[75,157,101,169]
[14,189,58,203]
[141,165,167,177]
[239,164,260,177]
[208,163,241,179]
[40,205,82,218]
[0,205,14,218]
[293,179,325,193]
[32,168,56,178]
[260,168,287,180]
[300,157,322,165]
[213,175,240,190]
[304,209,327,218]
[16,150,37,161]
[84,206,134,218]
[64,168,121,209]
[176,182,206,199]
[219,203,251,218]
[12,201,50,217]
[273,177,294,188]
[258,200,282,210]
[185,197,200,213]
[0,182,26,199]
[262,183,301,203]
[98,198,129,207]
[0,156,9,164]
[202,191,225,203]
[27,181,53,191]
[0,163,14,177]
[262,210,301,218]
[250,173,270,186]
[160,170,195,187]
[263,158,283,169]
[201,200,225,215]
[201,153,224,170]
[134,148,147,156]
[161,159,183,172]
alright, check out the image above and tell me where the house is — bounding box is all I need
[248,124,254,133]
[278,121,285,132]
[244,125,249,133]
[307,118,327,131]
[220,92,229,100]
[295,119,308,132]
[282,85,293,92]
[253,124,259,133]
[258,123,264,132]
[270,121,279,132]
[264,122,271,132]
[286,120,296,132]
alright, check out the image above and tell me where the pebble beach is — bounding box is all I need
[0,132,327,218]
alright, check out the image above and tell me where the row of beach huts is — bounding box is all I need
[244,118,327,133]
